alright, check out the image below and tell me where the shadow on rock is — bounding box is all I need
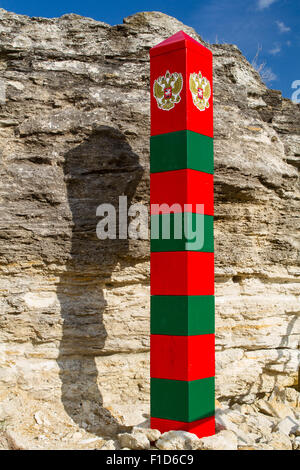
[56,126,144,437]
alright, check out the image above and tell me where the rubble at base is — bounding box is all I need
[115,387,299,451]
[1,386,298,450]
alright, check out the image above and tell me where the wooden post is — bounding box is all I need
[150,31,215,438]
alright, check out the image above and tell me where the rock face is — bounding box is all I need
[0,8,299,445]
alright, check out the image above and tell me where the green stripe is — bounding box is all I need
[151,295,215,336]
[151,377,215,422]
[151,213,213,253]
[150,130,213,174]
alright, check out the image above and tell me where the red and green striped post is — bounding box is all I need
[150,31,215,438]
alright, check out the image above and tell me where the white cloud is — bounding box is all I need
[269,44,281,55]
[276,21,291,33]
[257,0,277,10]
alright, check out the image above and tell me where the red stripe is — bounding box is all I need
[150,334,215,381]
[151,251,214,296]
[151,169,214,216]
[150,415,215,439]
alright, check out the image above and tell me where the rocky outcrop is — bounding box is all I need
[0,9,299,447]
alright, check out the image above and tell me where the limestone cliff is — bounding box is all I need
[0,9,299,447]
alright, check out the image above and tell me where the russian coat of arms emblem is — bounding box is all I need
[189,72,211,111]
[153,70,183,111]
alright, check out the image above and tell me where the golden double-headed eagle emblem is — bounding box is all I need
[189,72,211,111]
[153,70,183,111]
[153,70,211,111]
[153,70,211,112]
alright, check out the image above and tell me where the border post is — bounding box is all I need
[150,31,215,438]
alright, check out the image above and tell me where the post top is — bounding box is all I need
[150,30,212,58]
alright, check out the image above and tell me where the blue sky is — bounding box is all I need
[1,0,299,98]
